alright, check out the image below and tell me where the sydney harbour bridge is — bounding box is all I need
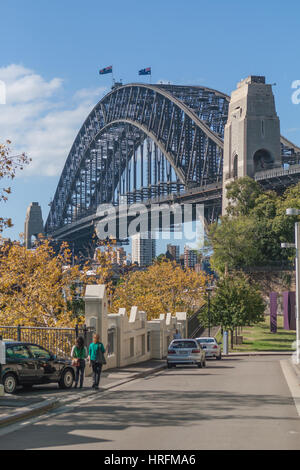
[43,81,300,248]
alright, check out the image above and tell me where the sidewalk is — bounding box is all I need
[224,351,292,357]
[0,359,165,428]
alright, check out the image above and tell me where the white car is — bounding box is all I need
[196,337,222,360]
[167,339,206,368]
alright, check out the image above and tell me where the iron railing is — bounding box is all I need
[0,325,94,358]
[188,306,205,338]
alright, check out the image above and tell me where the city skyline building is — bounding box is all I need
[131,233,156,267]
[184,245,198,269]
[166,244,180,263]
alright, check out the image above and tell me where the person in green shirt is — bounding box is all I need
[71,336,88,388]
[88,333,106,389]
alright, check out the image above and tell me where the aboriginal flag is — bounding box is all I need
[139,67,151,76]
[99,65,113,75]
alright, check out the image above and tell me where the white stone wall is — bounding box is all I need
[84,284,187,370]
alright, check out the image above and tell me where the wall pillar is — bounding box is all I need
[84,285,108,345]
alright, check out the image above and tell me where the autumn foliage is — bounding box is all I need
[112,258,209,319]
[0,140,30,232]
[0,238,84,327]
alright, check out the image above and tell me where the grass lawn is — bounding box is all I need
[217,315,296,352]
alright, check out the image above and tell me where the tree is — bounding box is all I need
[112,258,209,319]
[208,216,263,273]
[209,177,300,273]
[0,238,84,327]
[199,273,265,348]
[225,176,262,217]
[0,140,30,232]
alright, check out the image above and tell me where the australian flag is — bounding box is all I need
[139,67,151,76]
[99,65,113,75]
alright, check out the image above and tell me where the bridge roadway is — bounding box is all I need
[49,182,223,245]
[48,162,300,246]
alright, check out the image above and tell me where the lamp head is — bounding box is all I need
[286,208,300,216]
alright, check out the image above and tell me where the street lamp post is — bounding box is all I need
[282,208,300,364]
[206,286,213,337]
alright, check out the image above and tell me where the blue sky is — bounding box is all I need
[1,0,300,254]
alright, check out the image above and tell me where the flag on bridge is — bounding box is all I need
[99,65,113,75]
[139,67,151,76]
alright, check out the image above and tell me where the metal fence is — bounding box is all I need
[0,325,95,358]
[188,307,205,338]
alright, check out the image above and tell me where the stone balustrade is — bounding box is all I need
[84,284,187,370]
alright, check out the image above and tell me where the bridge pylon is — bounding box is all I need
[24,202,44,249]
[222,75,281,214]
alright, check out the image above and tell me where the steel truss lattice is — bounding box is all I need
[45,83,300,235]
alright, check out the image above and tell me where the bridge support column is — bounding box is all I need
[222,75,281,214]
[24,202,44,249]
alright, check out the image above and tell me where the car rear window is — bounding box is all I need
[197,338,215,343]
[172,341,197,349]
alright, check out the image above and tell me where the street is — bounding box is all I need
[1,355,300,450]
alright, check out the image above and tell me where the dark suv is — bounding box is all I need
[0,342,75,394]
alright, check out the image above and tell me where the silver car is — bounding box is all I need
[167,339,206,368]
[196,337,222,360]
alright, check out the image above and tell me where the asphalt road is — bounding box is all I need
[1,355,300,450]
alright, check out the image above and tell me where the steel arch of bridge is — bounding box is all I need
[45,82,300,235]
[45,83,228,234]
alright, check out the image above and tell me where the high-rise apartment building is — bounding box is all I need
[184,245,198,269]
[166,244,180,263]
[108,247,127,266]
[131,233,156,267]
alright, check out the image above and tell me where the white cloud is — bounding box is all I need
[0,64,107,177]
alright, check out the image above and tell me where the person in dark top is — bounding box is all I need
[71,336,88,389]
[88,333,106,390]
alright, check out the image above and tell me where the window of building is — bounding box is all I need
[233,154,238,178]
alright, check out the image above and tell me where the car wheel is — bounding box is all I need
[59,369,74,389]
[197,362,202,368]
[3,373,18,394]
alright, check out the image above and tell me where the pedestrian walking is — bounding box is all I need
[88,333,106,390]
[173,329,182,339]
[71,336,88,389]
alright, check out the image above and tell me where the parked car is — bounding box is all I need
[196,337,222,360]
[0,341,75,394]
[167,339,206,368]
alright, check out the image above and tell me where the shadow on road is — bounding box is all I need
[0,386,297,450]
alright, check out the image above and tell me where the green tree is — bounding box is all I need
[199,274,265,348]
[209,216,262,273]
[209,177,300,273]
[225,176,262,217]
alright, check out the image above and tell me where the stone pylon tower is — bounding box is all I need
[222,76,281,214]
[24,202,44,249]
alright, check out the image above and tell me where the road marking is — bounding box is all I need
[280,360,300,417]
